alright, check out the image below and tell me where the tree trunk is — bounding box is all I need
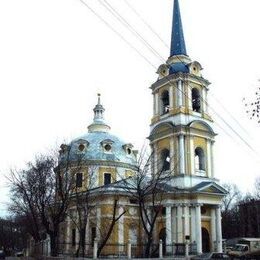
[50,231,59,257]
[144,236,153,258]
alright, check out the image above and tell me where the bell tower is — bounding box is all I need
[149,0,216,188]
[149,1,227,254]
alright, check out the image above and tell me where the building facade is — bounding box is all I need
[57,0,226,257]
[148,0,226,254]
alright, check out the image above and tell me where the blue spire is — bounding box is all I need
[170,0,187,56]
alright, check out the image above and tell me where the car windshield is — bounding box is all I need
[234,245,246,251]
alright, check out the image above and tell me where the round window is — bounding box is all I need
[78,144,85,151]
[104,144,112,151]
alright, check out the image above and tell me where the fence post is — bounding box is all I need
[159,239,163,259]
[185,241,189,258]
[127,239,131,259]
[93,238,98,259]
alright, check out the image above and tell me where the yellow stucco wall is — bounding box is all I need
[98,167,116,186]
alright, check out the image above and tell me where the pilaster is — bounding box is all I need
[210,208,216,251]
[166,206,172,250]
[179,134,185,174]
[177,204,183,242]
[216,206,223,253]
[177,80,183,107]
[207,139,212,177]
[195,204,202,254]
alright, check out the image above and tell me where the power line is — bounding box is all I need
[98,0,163,63]
[123,0,169,49]
[98,0,258,156]
[78,0,260,162]
[123,0,252,140]
[79,0,156,69]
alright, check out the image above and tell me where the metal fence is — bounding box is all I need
[29,240,197,258]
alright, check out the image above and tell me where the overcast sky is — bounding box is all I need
[1,0,260,216]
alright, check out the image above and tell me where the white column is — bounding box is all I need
[66,217,71,251]
[178,80,183,107]
[183,205,190,241]
[85,218,90,254]
[205,91,209,113]
[172,206,177,243]
[211,141,215,178]
[169,85,174,109]
[190,207,196,243]
[195,204,202,254]
[166,206,172,252]
[202,88,206,113]
[211,208,217,252]
[153,94,156,116]
[188,85,192,109]
[216,206,223,253]
[154,143,158,174]
[207,140,212,178]
[177,204,183,242]
[170,136,175,173]
[118,206,124,245]
[190,137,195,176]
[155,92,159,115]
[96,207,101,240]
[179,135,185,175]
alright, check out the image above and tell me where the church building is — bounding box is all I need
[57,0,227,257]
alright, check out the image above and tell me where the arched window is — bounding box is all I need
[192,88,201,112]
[161,90,169,114]
[161,149,170,171]
[195,147,205,171]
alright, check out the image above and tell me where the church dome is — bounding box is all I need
[70,132,137,166]
[169,62,189,74]
[59,94,137,168]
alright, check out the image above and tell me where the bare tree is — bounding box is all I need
[253,176,260,199]
[221,183,242,239]
[8,146,76,257]
[68,165,97,257]
[122,149,175,258]
[221,183,242,213]
[244,83,260,123]
[8,168,43,244]
[96,198,126,257]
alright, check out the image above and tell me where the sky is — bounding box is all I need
[0,0,260,216]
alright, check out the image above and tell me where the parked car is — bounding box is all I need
[191,252,230,259]
[242,249,260,259]
[15,251,24,257]
[228,238,260,259]
[0,250,5,259]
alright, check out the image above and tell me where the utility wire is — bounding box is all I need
[79,0,156,69]
[122,0,253,140]
[95,0,258,156]
[98,0,163,63]
[123,0,170,49]
[78,0,260,161]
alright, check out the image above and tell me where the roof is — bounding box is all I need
[190,181,228,195]
[59,94,137,168]
[170,0,187,56]
[65,131,137,166]
[169,62,189,74]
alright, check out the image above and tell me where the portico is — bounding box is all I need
[164,199,224,255]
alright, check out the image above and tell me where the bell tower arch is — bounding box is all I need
[149,0,216,188]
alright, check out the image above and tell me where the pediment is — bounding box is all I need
[191,181,227,195]
[189,120,215,134]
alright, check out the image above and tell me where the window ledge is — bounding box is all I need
[195,170,206,176]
